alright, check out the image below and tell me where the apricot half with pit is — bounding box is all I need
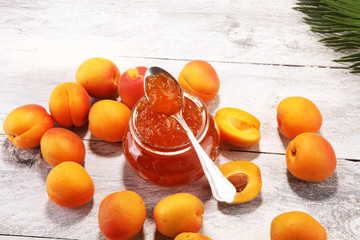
[215,107,260,147]
[219,161,262,204]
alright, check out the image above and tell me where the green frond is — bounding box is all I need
[295,0,360,74]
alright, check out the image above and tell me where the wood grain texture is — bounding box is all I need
[0,0,359,239]
[1,136,359,240]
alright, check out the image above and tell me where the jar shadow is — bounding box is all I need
[122,162,213,204]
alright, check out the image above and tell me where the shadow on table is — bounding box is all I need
[1,139,52,181]
[217,192,263,215]
[278,128,291,149]
[45,198,94,226]
[287,170,339,201]
[88,135,123,157]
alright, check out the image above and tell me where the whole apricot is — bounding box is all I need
[219,161,262,204]
[3,104,54,149]
[75,57,120,99]
[154,193,204,238]
[286,132,336,182]
[277,96,322,139]
[118,66,147,108]
[46,161,94,208]
[175,232,212,240]
[40,128,85,167]
[98,191,146,240]
[49,82,91,128]
[271,211,327,240]
[88,100,131,142]
[178,60,220,103]
[215,107,260,147]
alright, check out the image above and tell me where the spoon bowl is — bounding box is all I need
[143,66,236,203]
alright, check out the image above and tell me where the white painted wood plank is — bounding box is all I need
[0,57,359,159]
[0,136,360,240]
[0,0,350,68]
[0,136,359,240]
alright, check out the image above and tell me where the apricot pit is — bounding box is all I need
[219,161,262,204]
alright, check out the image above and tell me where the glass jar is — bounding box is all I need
[123,90,220,187]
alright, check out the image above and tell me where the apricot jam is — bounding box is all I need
[123,90,220,187]
[145,72,184,115]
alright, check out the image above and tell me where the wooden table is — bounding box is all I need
[1,1,359,239]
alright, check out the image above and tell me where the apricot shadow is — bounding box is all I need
[217,192,263,215]
[1,139,52,181]
[68,122,89,139]
[88,136,123,157]
[45,198,93,226]
[219,143,261,161]
[97,231,107,240]
[287,170,339,201]
[153,229,173,240]
[278,128,291,150]
[206,94,221,114]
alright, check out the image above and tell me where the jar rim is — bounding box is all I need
[129,90,209,155]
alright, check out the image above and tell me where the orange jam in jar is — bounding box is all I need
[123,90,220,187]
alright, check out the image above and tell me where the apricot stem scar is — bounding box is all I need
[291,149,296,156]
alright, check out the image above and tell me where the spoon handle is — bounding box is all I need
[173,112,236,203]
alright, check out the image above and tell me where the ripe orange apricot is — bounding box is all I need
[40,128,85,167]
[98,191,146,240]
[49,82,91,128]
[154,193,204,238]
[175,232,212,240]
[286,132,336,182]
[277,96,322,139]
[178,60,220,103]
[118,66,147,108]
[46,162,94,208]
[215,107,260,147]
[88,100,131,142]
[219,161,262,204]
[271,211,327,240]
[3,104,54,149]
[75,57,120,99]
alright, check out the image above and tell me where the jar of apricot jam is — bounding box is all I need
[123,90,220,187]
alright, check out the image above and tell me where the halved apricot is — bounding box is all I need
[215,107,260,147]
[219,161,262,204]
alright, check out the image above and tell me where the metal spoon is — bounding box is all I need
[144,66,236,203]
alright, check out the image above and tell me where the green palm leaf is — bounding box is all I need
[294,0,360,73]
